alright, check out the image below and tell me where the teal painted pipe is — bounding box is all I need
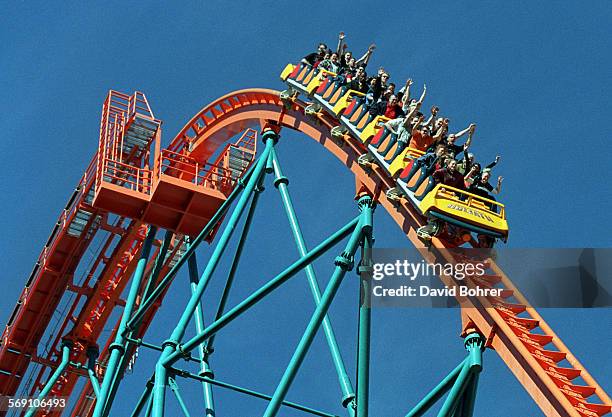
[271,148,356,414]
[152,135,275,417]
[265,150,275,173]
[144,387,155,417]
[86,347,101,398]
[404,359,467,417]
[140,231,174,306]
[24,340,72,417]
[125,162,257,333]
[206,172,265,354]
[163,215,360,366]
[465,333,483,371]
[459,372,479,417]
[356,233,373,417]
[262,207,368,417]
[460,333,484,417]
[92,226,157,417]
[436,361,472,417]
[171,367,338,417]
[186,239,215,417]
[131,380,154,417]
[103,229,174,417]
[168,378,192,417]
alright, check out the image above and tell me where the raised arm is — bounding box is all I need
[492,176,503,194]
[401,105,419,129]
[453,123,475,140]
[417,84,427,108]
[423,105,439,129]
[401,79,413,107]
[356,44,376,66]
[465,165,479,185]
[465,123,476,147]
[432,121,447,143]
[485,155,501,170]
[404,84,427,114]
[336,32,346,55]
[411,114,425,134]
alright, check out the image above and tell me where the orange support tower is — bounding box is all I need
[92,91,256,236]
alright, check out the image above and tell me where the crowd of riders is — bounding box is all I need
[300,33,504,206]
[299,33,506,245]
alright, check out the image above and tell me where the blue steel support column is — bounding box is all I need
[206,172,266,354]
[356,201,374,417]
[125,163,257,333]
[151,132,276,417]
[436,333,484,417]
[262,195,374,417]
[24,340,72,417]
[92,225,158,417]
[103,230,174,417]
[186,238,215,417]
[86,346,101,398]
[458,333,483,417]
[404,359,467,417]
[141,231,174,303]
[168,377,192,417]
[270,148,357,414]
[163,216,360,365]
[131,380,154,417]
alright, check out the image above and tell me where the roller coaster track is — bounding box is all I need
[0,87,609,417]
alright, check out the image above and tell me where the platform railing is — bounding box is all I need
[101,159,152,195]
[158,149,235,193]
[127,91,156,120]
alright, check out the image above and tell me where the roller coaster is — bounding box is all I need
[0,58,609,417]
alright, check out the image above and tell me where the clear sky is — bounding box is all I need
[0,1,610,416]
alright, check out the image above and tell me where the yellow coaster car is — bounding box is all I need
[419,184,508,241]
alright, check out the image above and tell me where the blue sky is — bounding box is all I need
[0,1,610,416]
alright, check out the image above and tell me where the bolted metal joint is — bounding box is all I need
[357,195,375,212]
[464,331,485,372]
[198,368,215,379]
[273,176,289,188]
[61,339,74,349]
[173,342,194,360]
[86,345,99,357]
[334,251,354,271]
[261,129,280,145]
[108,342,125,355]
[342,394,356,408]
[464,332,485,352]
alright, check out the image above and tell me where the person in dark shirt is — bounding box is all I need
[365,93,404,127]
[373,70,390,100]
[432,159,466,191]
[319,52,341,73]
[346,68,369,93]
[302,43,328,66]
[349,77,381,121]
[336,32,376,69]
[443,124,475,157]
[382,83,396,101]
[333,63,365,97]
[466,169,503,198]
